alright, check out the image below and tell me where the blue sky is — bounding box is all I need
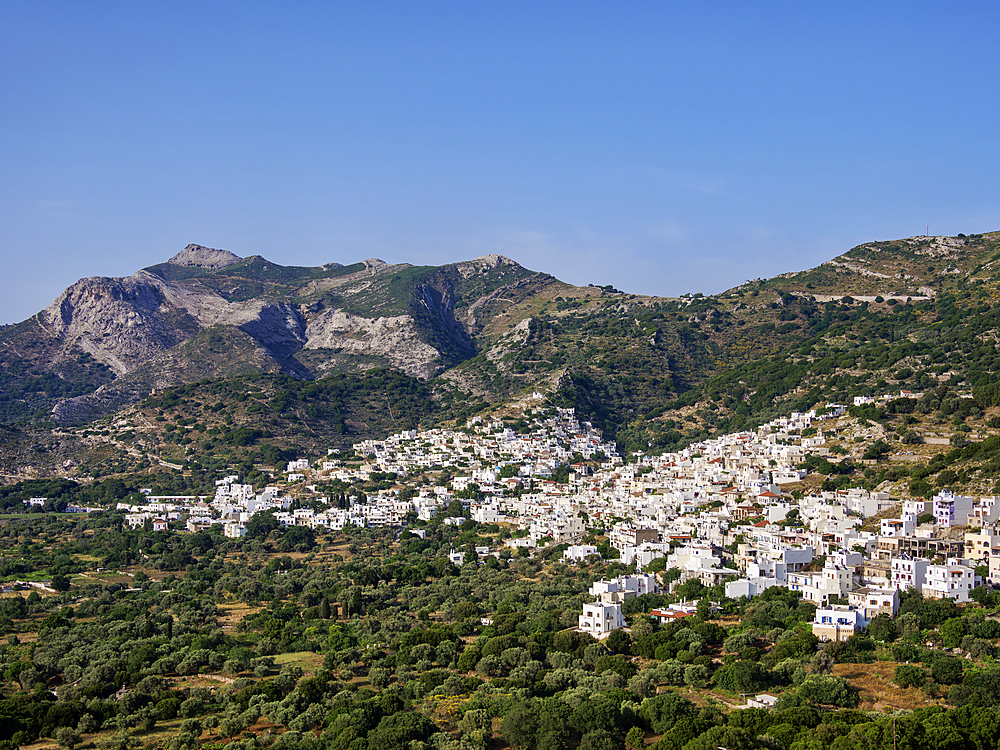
[2,2,999,324]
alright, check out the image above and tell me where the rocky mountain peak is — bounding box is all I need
[167,244,242,269]
[453,254,519,278]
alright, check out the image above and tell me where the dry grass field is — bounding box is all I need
[834,661,947,711]
[217,600,262,628]
[274,650,325,675]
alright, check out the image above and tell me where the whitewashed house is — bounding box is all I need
[578,602,625,638]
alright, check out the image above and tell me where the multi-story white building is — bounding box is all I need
[969,496,1000,527]
[934,490,975,528]
[891,557,929,591]
[964,524,1000,565]
[902,499,928,517]
[847,587,899,620]
[811,562,853,605]
[881,517,915,537]
[563,544,600,563]
[608,524,660,554]
[836,489,896,518]
[620,541,671,569]
[589,574,659,603]
[578,602,625,638]
[923,559,974,602]
[812,605,866,642]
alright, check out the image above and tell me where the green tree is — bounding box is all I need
[500,702,538,749]
[606,629,631,654]
[579,728,619,750]
[713,660,767,693]
[54,727,81,750]
[940,616,968,648]
[931,654,963,685]
[639,692,697,734]
[245,510,280,539]
[367,713,437,750]
[680,726,760,750]
[867,612,898,642]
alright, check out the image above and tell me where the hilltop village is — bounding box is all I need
[112,392,995,646]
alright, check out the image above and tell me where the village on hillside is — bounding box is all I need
[105,391,996,648]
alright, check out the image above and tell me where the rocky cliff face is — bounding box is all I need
[304,310,442,378]
[42,276,194,375]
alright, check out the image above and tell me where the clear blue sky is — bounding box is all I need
[2,2,999,324]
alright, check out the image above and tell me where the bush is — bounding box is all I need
[797,674,859,707]
[683,664,709,688]
[723,633,759,654]
[867,613,898,642]
[894,664,926,688]
[606,629,632,654]
[639,692,697,734]
[368,714,437,749]
[891,643,918,662]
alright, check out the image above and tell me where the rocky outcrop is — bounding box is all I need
[51,327,284,425]
[42,276,194,375]
[413,281,476,365]
[237,302,307,366]
[53,376,160,425]
[304,310,442,378]
[167,244,241,269]
[452,254,517,279]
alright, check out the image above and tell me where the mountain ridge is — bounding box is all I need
[5,231,1000,486]
[1,247,550,426]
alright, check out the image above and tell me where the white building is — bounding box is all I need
[891,557,929,592]
[933,490,975,528]
[847,587,900,621]
[812,605,866,643]
[923,559,974,602]
[563,544,600,563]
[578,602,625,638]
[881,517,915,537]
[964,524,1000,565]
[589,574,659,604]
[620,541,671,569]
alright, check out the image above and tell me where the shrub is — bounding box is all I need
[797,674,859,707]
[894,664,926,688]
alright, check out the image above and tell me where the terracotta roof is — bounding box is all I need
[650,608,692,620]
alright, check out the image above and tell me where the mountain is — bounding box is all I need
[0,245,559,425]
[4,231,1000,486]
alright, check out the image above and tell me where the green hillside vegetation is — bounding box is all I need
[133,370,437,474]
[615,290,1000,452]
[0,348,113,426]
[10,234,1000,748]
